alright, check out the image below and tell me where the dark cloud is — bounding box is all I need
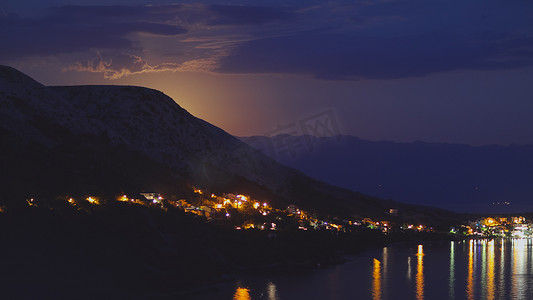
[207,5,293,25]
[0,16,130,58]
[49,5,154,19]
[0,5,187,59]
[3,1,532,81]
[0,3,293,61]
[50,4,294,27]
[216,31,533,80]
[48,4,198,24]
[111,22,187,36]
[209,0,533,80]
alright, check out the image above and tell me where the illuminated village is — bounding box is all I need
[21,188,533,239]
[455,216,532,238]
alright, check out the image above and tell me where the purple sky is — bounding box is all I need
[2,0,533,146]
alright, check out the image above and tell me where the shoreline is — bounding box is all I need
[172,231,460,298]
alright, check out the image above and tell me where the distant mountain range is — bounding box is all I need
[0,65,455,220]
[241,135,533,213]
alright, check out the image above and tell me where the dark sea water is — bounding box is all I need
[192,239,533,300]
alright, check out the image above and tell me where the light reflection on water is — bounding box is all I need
[383,246,389,287]
[448,241,455,299]
[407,255,412,280]
[499,239,505,300]
[415,245,424,300]
[233,287,251,300]
[372,258,382,300]
[512,239,528,299]
[266,282,279,300]
[467,239,474,300]
[203,239,533,300]
[487,240,495,300]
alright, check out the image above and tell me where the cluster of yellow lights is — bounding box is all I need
[482,217,502,227]
[212,194,269,212]
[86,197,99,205]
[513,216,525,224]
[65,196,100,205]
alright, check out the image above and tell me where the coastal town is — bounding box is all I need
[22,186,532,239]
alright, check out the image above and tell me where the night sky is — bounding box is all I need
[2,0,533,146]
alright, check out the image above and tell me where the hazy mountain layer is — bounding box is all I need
[242,135,533,213]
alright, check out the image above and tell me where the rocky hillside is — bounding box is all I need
[0,65,412,218]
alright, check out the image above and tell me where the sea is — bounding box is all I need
[191,239,533,300]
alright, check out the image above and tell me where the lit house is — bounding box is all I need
[140,192,163,204]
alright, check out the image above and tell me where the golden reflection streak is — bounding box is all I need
[481,240,486,299]
[467,239,474,300]
[416,244,424,300]
[498,239,506,300]
[372,258,382,300]
[487,240,495,300]
[383,247,388,288]
[233,287,251,300]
